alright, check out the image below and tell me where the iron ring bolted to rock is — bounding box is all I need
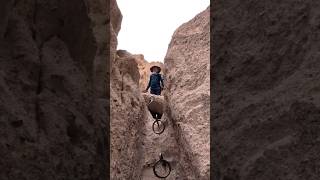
[153,153,172,178]
[152,116,165,134]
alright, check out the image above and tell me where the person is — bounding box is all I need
[143,65,164,95]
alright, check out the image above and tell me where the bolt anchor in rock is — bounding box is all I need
[153,153,172,178]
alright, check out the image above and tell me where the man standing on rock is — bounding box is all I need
[143,65,164,95]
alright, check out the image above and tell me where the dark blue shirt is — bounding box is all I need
[146,73,163,90]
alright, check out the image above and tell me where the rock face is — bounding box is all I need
[212,1,320,180]
[110,2,147,180]
[0,0,109,179]
[110,53,146,179]
[164,7,210,179]
[142,93,164,115]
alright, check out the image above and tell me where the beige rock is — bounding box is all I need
[142,93,164,115]
[164,7,210,180]
[110,54,146,179]
[110,1,147,180]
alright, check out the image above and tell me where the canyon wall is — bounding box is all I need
[110,1,147,179]
[110,51,147,179]
[111,3,211,179]
[164,7,210,179]
[0,0,109,179]
[212,1,320,179]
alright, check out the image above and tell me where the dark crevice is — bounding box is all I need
[35,98,46,134]
[35,38,45,134]
[36,61,42,94]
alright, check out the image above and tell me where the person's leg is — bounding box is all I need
[150,88,161,95]
[155,89,161,95]
[150,89,155,95]
[150,111,157,119]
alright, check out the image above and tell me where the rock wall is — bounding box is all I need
[164,7,210,179]
[0,0,109,179]
[110,2,147,179]
[110,54,146,179]
[212,1,320,179]
[114,48,200,179]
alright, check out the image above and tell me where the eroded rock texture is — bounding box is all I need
[110,53,146,179]
[142,93,164,115]
[110,2,147,179]
[164,7,210,179]
[212,1,320,180]
[0,0,109,179]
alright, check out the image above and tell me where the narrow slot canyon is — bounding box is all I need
[0,0,209,179]
[2,0,320,179]
[110,0,210,179]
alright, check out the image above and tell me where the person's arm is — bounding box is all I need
[146,76,151,91]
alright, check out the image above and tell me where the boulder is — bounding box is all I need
[142,93,164,115]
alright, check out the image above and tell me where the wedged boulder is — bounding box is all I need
[142,93,164,115]
[164,7,210,180]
